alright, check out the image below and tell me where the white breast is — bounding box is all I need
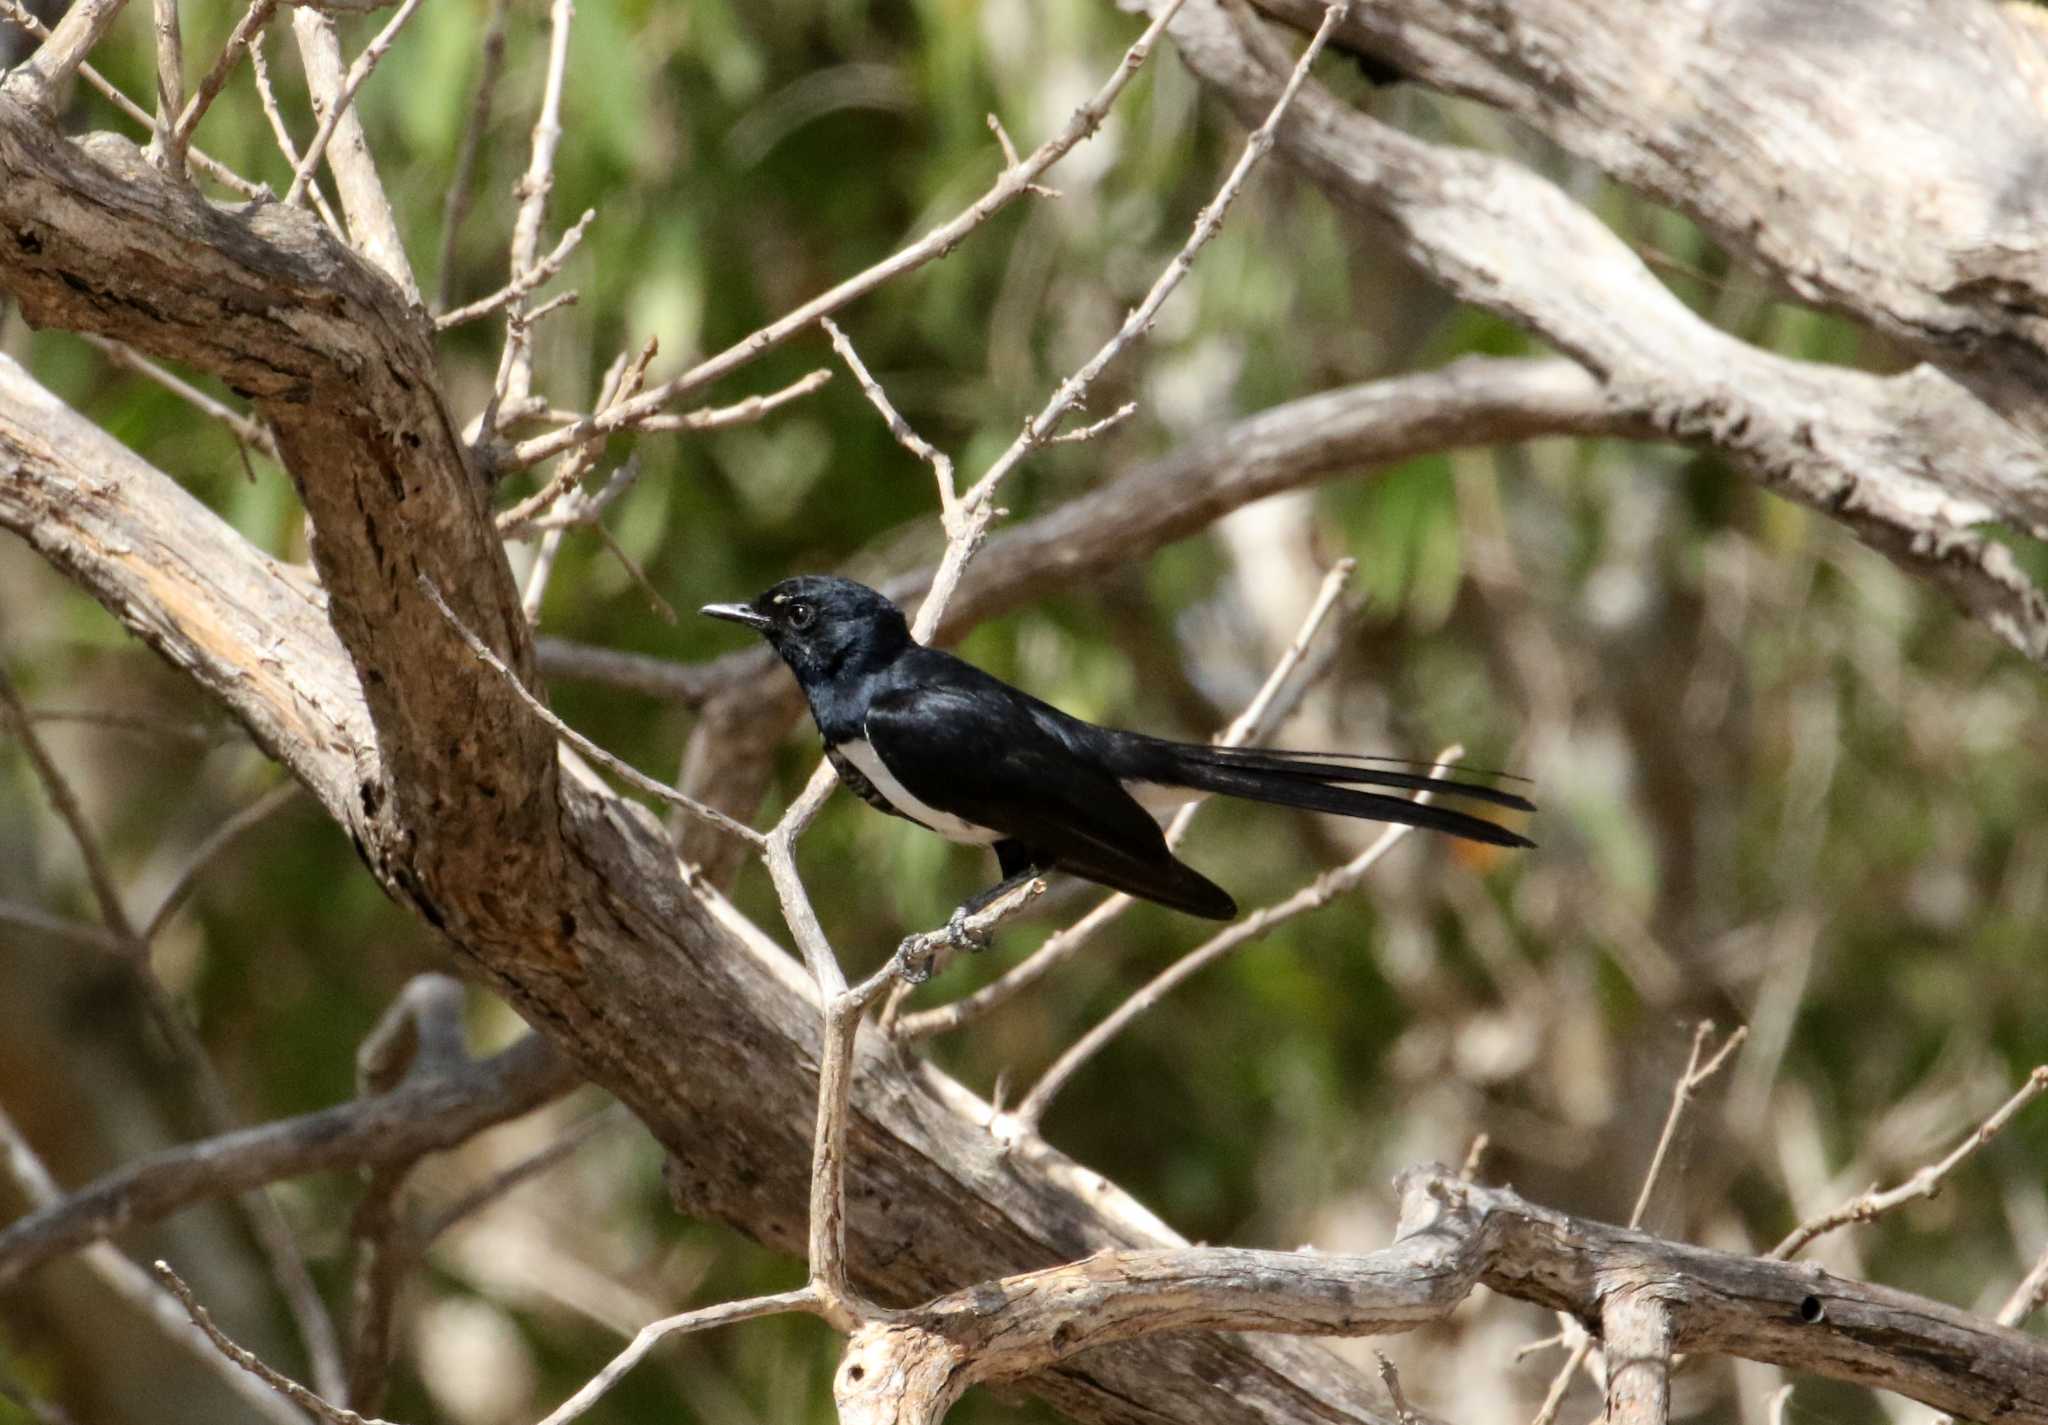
[839,736,1004,845]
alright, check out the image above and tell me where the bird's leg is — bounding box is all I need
[956,868,1043,930]
[893,866,1048,983]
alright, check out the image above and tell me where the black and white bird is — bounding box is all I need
[703,576,1533,921]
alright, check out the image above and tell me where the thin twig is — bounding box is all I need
[512,341,658,620]
[1630,1021,1747,1229]
[289,6,418,295]
[0,898,127,953]
[0,0,265,199]
[917,0,1350,644]
[139,780,298,942]
[147,0,185,178]
[247,29,344,234]
[532,1289,823,1425]
[633,367,836,433]
[500,345,643,534]
[168,0,277,161]
[83,334,280,461]
[0,1109,304,1425]
[1012,741,1457,1130]
[1046,401,1138,445]
[154,1261,392,1425]
[502,0,1189,471]
[437,208,593,329]
[807,880,1044,1325]
[491,0,577,428]
[282,0,427,208]
[434,0,510,312]
[418,575,764,845]
[1770,1064,2048,1260]
[1376,1353,1420,1425]
[0,0,126,110]
[894,559,1356,1040]
[414,1103,623,1247]
[822,316,957,516]
[1529,1332,1594,1425]
[0,660,139,942]
[1999,1237,2048,1327]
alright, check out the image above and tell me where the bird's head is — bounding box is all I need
[700,575,912,681]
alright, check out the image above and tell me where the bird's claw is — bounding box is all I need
[946,904,994,953]
[891,935,938,985]
[889,903,997,986]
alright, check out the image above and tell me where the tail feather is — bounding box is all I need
[1188,745,1535,813]
[1133,740,1536,849]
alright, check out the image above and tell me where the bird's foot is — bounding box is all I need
[890,878,1046,984]
[946,903,995,953]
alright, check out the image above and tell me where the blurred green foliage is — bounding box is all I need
[4,2,2047,1422]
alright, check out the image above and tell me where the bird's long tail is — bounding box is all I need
[1140,742,1536,849]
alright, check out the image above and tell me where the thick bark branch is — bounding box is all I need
[0,1034,576,1290]
[1251,0,2048,443]
[1158,0,2048,670]
[836,1166,2048,1425]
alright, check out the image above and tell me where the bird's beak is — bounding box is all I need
[699,601,772,630]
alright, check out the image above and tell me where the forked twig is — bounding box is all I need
[503,0,1192,471]
[1770,1064,2048,1260]
[418,576,765,846]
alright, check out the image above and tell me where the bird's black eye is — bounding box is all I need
[787,601,815,630]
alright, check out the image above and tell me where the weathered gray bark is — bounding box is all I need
[1251,0,2048,443]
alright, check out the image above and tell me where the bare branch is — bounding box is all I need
[1771,1065,2048,1260]
[167,0,277,161]
[1163,0,2048,669]
[419,575,766,845]
[433,0,509,312]
[154,1261,391,1425]
[289,7,419,298]
[504,0,1190,470]
[0,0,125,109]
[915,0,1352,645]
[0,0,265,197]
[0,1033,574,1290]
[836,1166,2048,1425]
[0,1108,306,1425]
[533,1289,824,1425]
[282,0,426,209]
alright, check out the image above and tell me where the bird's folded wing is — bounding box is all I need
[860,683,1209,899]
